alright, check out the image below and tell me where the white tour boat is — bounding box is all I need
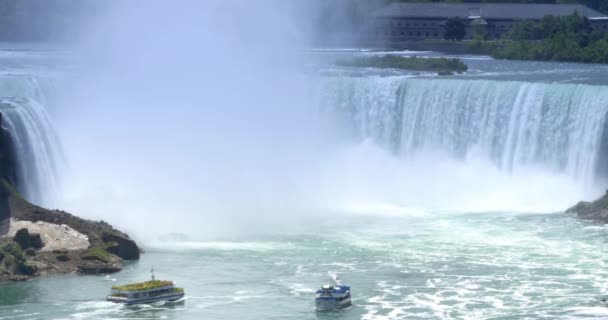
[107,271,184,305]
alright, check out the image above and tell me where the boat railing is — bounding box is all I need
[111,284,175,295]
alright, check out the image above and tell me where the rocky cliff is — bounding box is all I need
[566,190,608,223]
[0,181,141,282]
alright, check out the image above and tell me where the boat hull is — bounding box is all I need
[315,297,351,311]
[107,292,185,305]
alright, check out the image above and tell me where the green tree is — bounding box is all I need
[444,17,466,40]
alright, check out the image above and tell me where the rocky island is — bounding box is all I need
[335,55,468,75]
[0,112,140,283]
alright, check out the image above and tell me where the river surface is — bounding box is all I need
[2,47,608,319]
[3,214,608,320]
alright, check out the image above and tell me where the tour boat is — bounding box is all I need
[107,271,184,304]
[315,284,351,311]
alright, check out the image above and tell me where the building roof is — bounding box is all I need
[371,3,607,20]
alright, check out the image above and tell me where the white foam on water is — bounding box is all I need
[288,283,315,296]
[147,241,290,252]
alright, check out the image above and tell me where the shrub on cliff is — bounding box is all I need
[81,247,111,263]
[18,261,36,275]
[13,228,44,250]
[1,242,24,262]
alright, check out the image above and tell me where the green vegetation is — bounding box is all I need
[3,255,15,269]
[469,13,608,63]
[336,55,468,73]
[112,280,173,292]
[13,228,44,250]
[1,242,24,262]
[0,241,37,275]
[81,247,111,263]
[444,18,467,41]
[390,0,608,14]
[2,179,22,200]
[18,261,36,275]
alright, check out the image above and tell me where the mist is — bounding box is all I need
[44,1,599,242]
[53,0,328,240]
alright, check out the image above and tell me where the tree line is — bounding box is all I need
[392,0,608,14]
[465,13,608,63]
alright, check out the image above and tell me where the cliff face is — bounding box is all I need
[566,190,608,223]
[0,112,16,227]
[0,109,141,283]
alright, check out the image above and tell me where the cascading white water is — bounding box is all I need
[0,76,62,205]
[317,77,608,188]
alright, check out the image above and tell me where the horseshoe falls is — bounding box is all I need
[317,77,608,201]
[318,77,608,185]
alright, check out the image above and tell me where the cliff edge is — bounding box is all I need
[566,190,608,223]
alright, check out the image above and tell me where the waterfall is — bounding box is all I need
[317,77,608,187]
[0,76,62,206]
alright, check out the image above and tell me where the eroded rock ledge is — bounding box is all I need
[566,190,608,223]
[0,182,140,282]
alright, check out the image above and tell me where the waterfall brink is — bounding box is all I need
[0,77,62,206]
[318,77,608,188]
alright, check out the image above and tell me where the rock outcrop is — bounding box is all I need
[0,182,141,283]
[102,231,140,260]
[566,190,608,222]
[7,220,89,251]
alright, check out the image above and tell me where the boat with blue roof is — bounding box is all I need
[315,284,352,311]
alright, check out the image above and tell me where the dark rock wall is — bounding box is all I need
[0,112,17,233]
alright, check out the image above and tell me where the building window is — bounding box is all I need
[434,32,438,37]
[426,32,429,36]
[401,32,404,35]
[409,32,413,36]
[417,31,421,36]
[423,23,427,26]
